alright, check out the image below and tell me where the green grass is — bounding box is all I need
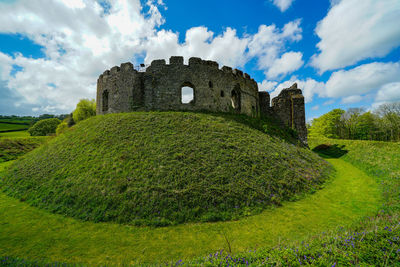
[0,131,30,138]
[0,123,29,132]
[0,118,32,124]
[0,137,50,163]
[0,157,381,265]
[1,112,331,226]
[188,137,400,266]
[309,137,400,213]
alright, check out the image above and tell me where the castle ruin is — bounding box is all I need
[96,56,307,144]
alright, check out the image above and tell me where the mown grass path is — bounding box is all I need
[0,158,382,265]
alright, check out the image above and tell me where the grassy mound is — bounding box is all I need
[0,137,49,163]
[1,112,332,226]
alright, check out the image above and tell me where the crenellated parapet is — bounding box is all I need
[97,56,259,117]
[96,56,307,144]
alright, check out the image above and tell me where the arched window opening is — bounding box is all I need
[231,85,241,111]
[102,90,109,112]
[181,85,194,104]
[220,90,225,97]
[209,81,213,88]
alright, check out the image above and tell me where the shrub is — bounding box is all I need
[28,118,61,136]
[56,121,68,135]
[72,99,96,123]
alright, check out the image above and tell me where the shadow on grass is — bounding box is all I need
[312,144,349,159]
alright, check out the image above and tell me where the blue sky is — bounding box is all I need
[0,0,399,120]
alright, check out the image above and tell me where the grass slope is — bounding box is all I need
[0,137,49,163]
[1,112,331,226]
[0,158,381,265]
[190,138,399,266]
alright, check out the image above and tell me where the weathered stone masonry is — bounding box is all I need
[97,56,307,144]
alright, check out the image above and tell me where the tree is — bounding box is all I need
[375,102,400,141]
[72,99,96,123]
[28,118,61,136]
[341,108,364,139]
[308,109,345,138]
[354,112,378,140]
[56,121,69,135]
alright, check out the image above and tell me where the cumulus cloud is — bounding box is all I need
[269,0,294,12]
[323,99,335,105]
[248,20,303,78]
[0,0,166,114]
[0,0,305,114]
[341,95,363,104]
[324,61,400,98]
[258,80,278,92]
[146,20,303,75]
[144,27,249,68]
[266,52,303,79]
[266,61,400,107]
[268,77,325,103]
[311,0,400,72]
[375,82,400,104]
[311,105,319,111]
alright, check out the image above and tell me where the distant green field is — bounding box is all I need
[0,118,32,124]
[0,123,29,132]
[0,131,30,138]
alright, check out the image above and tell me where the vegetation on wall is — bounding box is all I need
[308,102,400,141]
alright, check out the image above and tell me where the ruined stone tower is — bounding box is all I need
[96,56,307,144]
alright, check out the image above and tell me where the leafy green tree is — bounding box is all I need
[341,108,364,139]
[308,109,345,138]
[354,112,378,140]
[56,121,69,135]
[375,102,400,141]
[72,99,96,123]
[28,118,61,136]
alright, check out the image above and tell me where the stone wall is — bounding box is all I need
[96,57,307,144]
[271,83,307,144]
[97,56,259,117]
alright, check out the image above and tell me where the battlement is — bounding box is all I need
[101,57,257,88]
[96,57,307,144]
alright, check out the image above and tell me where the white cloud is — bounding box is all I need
[375,82,400,104]
[312,105,319,111]
[258,80,278,92]
[323,99,335,105]
[311,0,400,72]
[0,0,166,114]
[269,77,325,103]
[248,20,303,79]
[144,27,249,68]
[324,61,400,98]
[0,53,13,79]
[269,0,294,12]
[341,95,363,104]
[266,51,303,79]
[0,0,305,115]
[265,61,400,108]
